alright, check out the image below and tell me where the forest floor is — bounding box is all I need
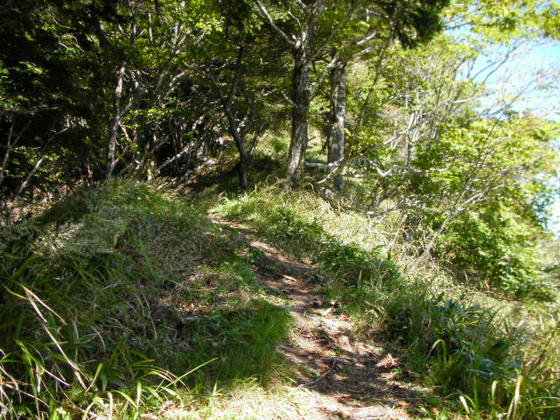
[208,217,436,420]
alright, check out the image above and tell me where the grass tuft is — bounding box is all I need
[0,180,290,418]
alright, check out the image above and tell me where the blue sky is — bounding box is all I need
[481,41,560,117]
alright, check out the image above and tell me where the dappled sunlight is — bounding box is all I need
[2,178,558,418]
[210,186,560,418]
[0,182,292,417]
[214,216,441,418]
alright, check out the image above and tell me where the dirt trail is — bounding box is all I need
[212,218,432,420]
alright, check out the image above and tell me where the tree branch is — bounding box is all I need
[255,1,295,47]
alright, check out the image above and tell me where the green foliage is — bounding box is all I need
[387,295,520,392]
[0,0,122,194]
[1,0,560,417]
[344,27,559,301]
[446,0,560,41]
[215,185,399,288]
[439,207,556,300]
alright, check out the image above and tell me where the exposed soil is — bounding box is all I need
[211,218,434,420]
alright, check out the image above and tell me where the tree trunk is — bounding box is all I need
[228,114,250,190]
[327,61,346,191]
[221,99,250,190]
[237,157,249,190]
[287,49,311,186]
[106,64,125,180]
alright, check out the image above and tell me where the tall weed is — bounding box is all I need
[0,180,289,418]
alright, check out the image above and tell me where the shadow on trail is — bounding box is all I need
[217,201,516,415]
[0,183,294,415]
[215,215,436,419]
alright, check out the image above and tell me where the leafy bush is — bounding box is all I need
[439,207,555,301]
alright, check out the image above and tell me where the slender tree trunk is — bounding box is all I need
[228,124,250,190]
[256,0,325,187]
[0,120,30,190]
[221,98,250,190]
[0,121,16,191]
[107,64,125,180]
[14,155,46,200]
[237,153,249,190]
[287,49,311,186]
[327,61,346,191]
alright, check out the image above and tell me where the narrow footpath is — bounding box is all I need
[212,218,434,420]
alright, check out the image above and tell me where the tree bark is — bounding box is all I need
[106,63,125,180]
[237,158,249,190]
[256,0,326,187]
[287,49,311,186]
[223,104,250,190]
[327,61,346,191]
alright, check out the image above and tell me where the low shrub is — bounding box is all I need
[214,184,560,419]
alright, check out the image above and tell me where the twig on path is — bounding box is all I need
[298,357,355,388]
[298,367,332,388]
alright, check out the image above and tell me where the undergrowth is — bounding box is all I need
[213,183,560,419]
[0,180,290,419]
[1,177,558,419]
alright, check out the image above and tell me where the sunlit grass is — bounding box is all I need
[211,182,560,419]
[0,180,291,418]
[1,176,557,418]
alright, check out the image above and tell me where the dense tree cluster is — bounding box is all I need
[1,0,559,293]
[0,0,453,192]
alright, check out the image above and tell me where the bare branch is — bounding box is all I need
[14,154,46,201]
[356,30,379,47]
[279,90,296,106]
[354,45,377,58]
[0,120,31,189]
[287,11,302,28]
[305,160,328,168]
[315,157,345,185]
[255,1,295,47]
[157,143,192,171]
[294,0,307,12]
[311,56,339,97]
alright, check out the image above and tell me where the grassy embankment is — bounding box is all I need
[0,138,558,419]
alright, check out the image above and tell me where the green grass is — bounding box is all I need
[212,183,560,419]
[1,175,558,419]
[0,180,290,418]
